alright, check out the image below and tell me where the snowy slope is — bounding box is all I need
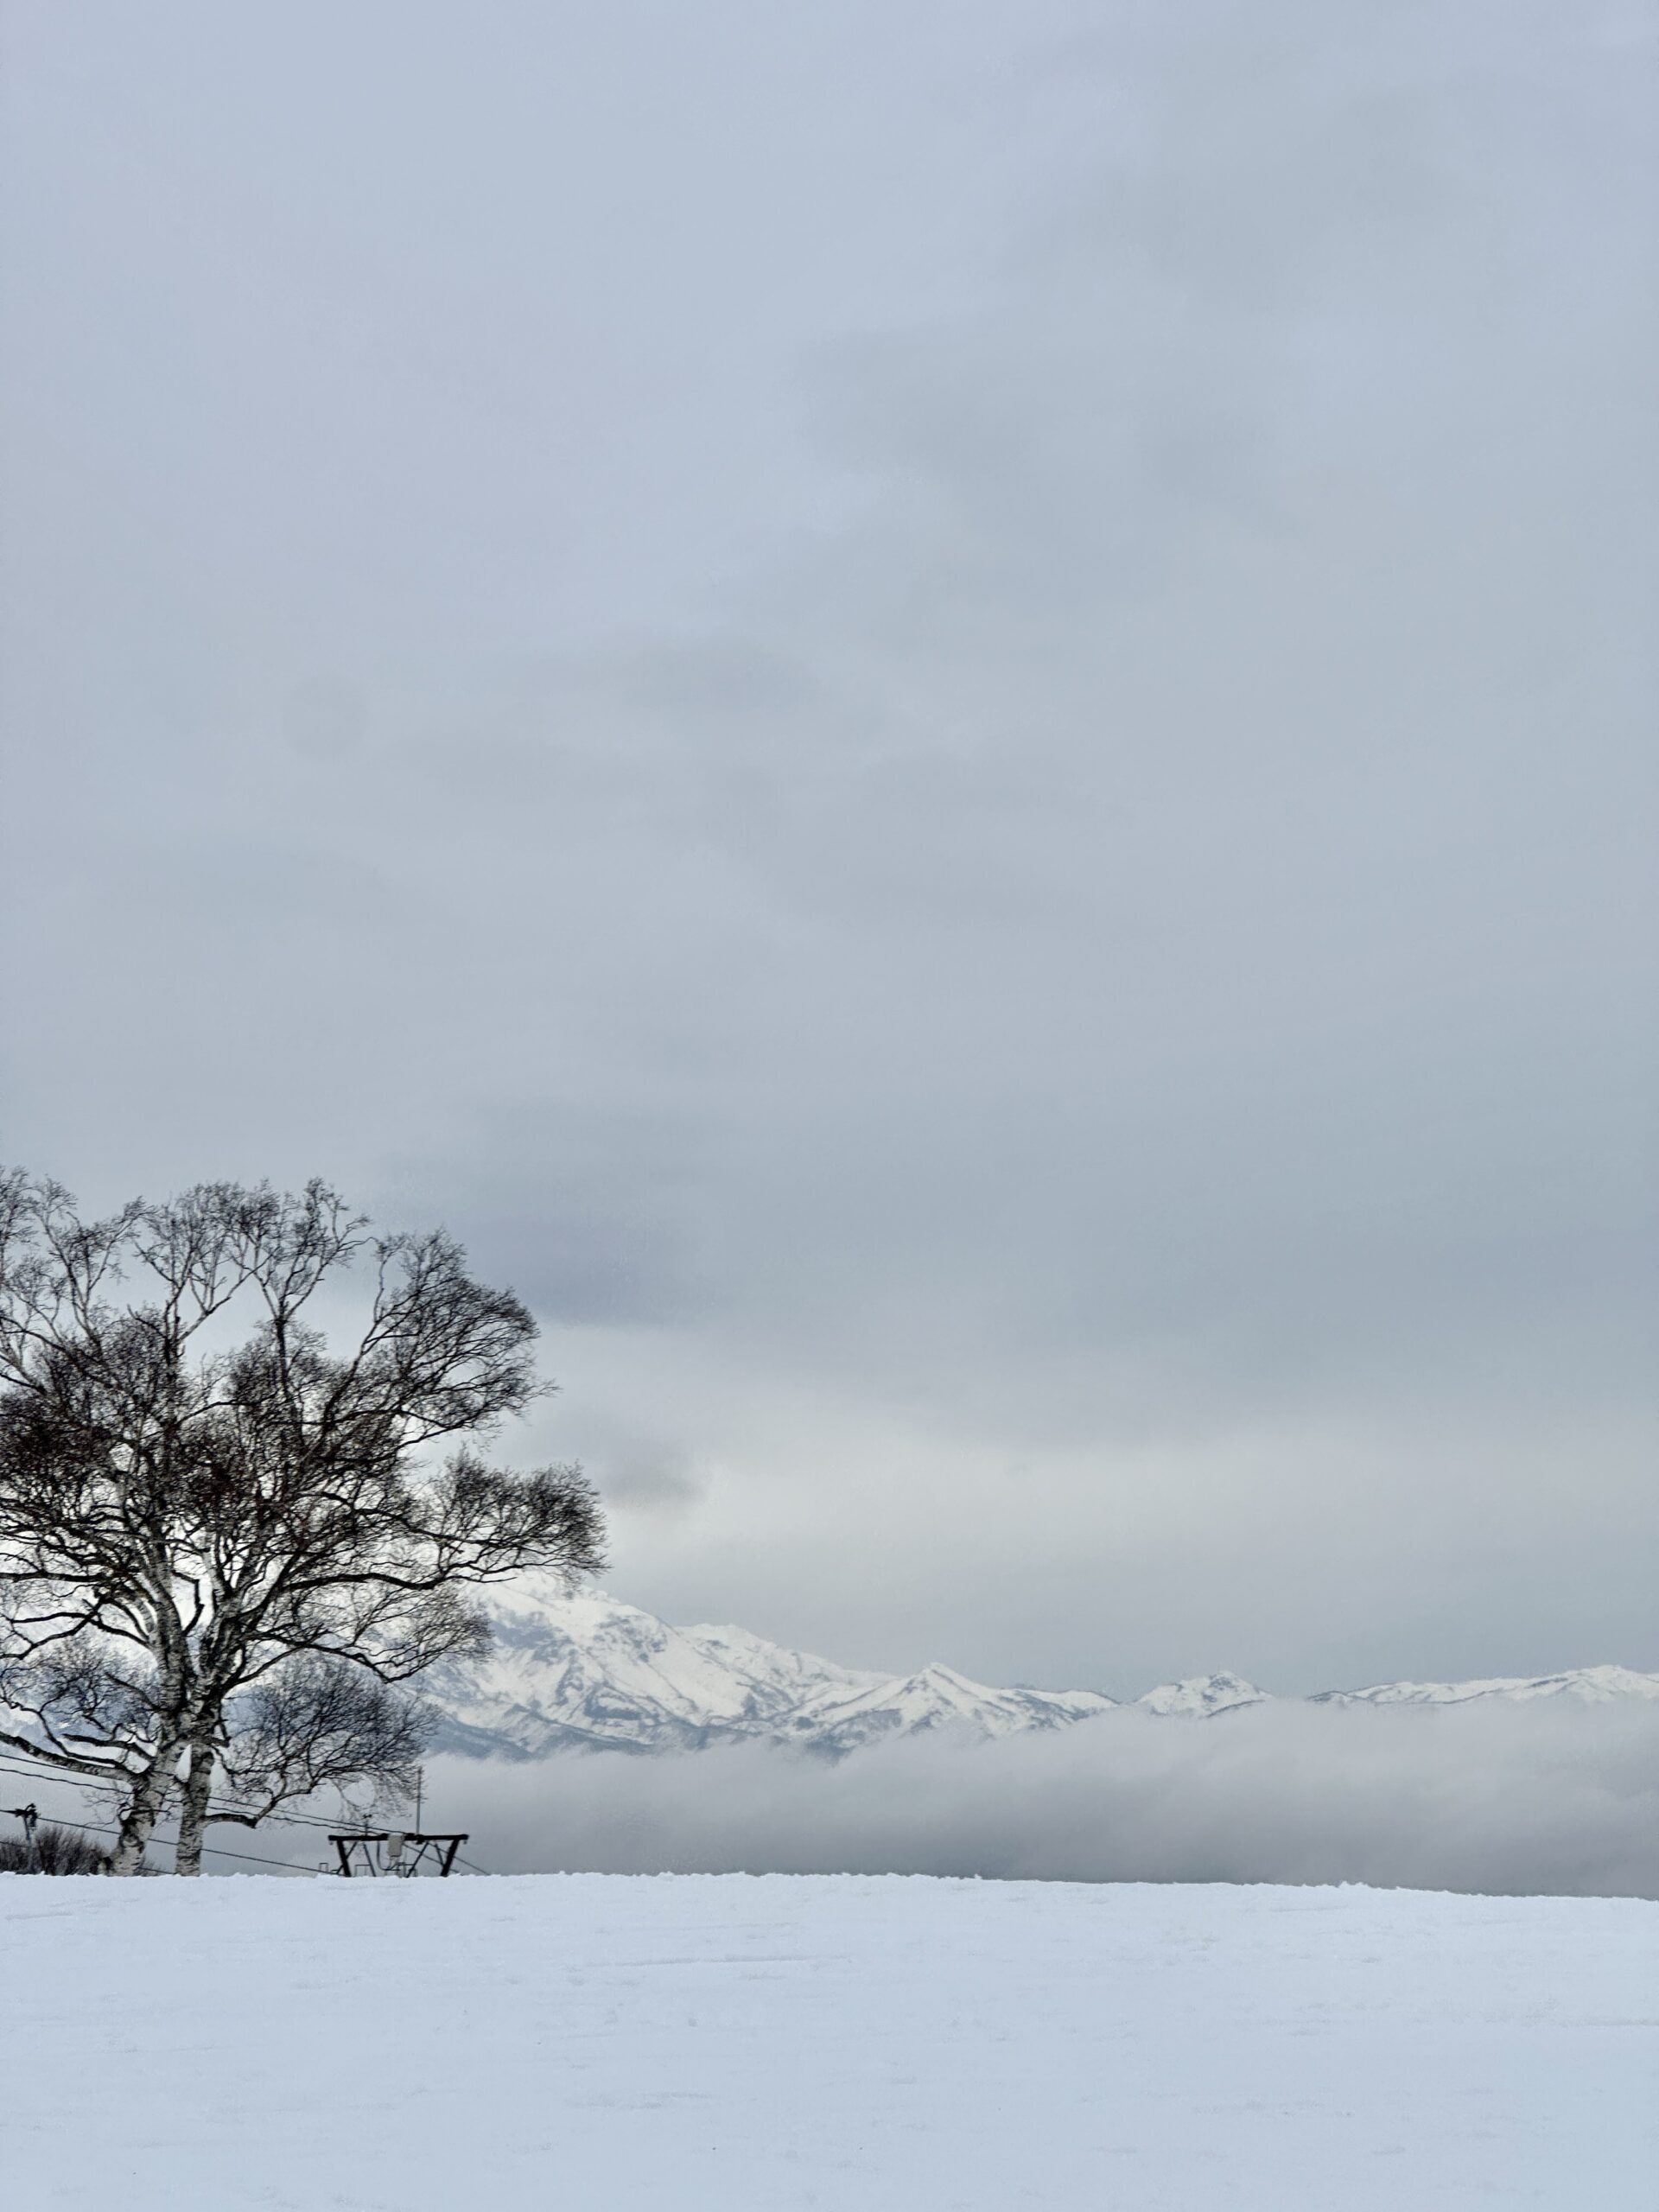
[3,1873,1652,2212]
[1311,1663,1659,1708]
[1135,1669,1268,1716]
[779,1662,1116,1756]
[678,1618,888,1713]
[427,1581,1659,1758]
[429,1585,1116,1758]
[426,1579,886,1754]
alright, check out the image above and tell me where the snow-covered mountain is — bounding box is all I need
[425,1584,1659,1759]
[428,1584,1117,1758]
[1310,1665,1659,1709]
[426,1580,887,1756]
[1135,1672,1268,1718]
[776,1664,1116,1758]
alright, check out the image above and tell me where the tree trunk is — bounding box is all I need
[105,1739,187,1875]
[174,1738,215,1878]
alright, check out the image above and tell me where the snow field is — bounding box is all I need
[1,1873,1653,2210]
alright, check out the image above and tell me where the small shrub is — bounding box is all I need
[0,1821,108,1874]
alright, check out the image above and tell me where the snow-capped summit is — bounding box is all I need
[1135,1673,1268,1718]
[429,1586,1114,1759]
[780,1662,1116,1758]
[428,1584,880,1756]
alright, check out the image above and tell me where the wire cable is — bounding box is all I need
[0,1803,323,1874]
[0,1751,369,1834]
[0,1751,492,1872]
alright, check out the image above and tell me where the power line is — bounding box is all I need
[0,1752,359,1832]
[0,1802,322,1875]
[0,1760,334,1870]
[0,1760,498,1866]
[0,1751,494,1872]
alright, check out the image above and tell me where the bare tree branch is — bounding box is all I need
[0,1171,607,1872]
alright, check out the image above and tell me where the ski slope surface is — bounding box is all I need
[2,1874,1653,2209]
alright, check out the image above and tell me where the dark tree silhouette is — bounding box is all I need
[0,1172,605,1873]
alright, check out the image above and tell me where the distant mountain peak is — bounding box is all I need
[424,1585,1659,1760]
[428,1587,1116,1759]
[1135,1673,1268,1718]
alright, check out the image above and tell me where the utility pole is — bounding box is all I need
[4,1802,41,1873]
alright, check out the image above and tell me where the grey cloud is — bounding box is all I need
[2,0,1652,1690]
[362,0,1651,1442]
[544,1405,709,1515]
[379,1104,709,1330]
[17,1700,1656,1896]
[596,1458,706,1514]
[420,1702,1659,1897]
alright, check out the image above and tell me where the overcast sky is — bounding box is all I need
[2,1,1653,1695]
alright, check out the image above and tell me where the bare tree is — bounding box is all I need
[175,1659,432,1876]
[0,1172,606,1873]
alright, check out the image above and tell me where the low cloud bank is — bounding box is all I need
[12,1700,1650,1892]
[414,1702,1659,1897]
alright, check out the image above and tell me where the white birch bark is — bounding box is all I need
[105,1737,188,1875]
[173,1738,215,1878]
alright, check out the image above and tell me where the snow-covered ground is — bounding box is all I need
[3,1874,1652,2209]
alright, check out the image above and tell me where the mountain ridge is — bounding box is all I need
[426,1585,1659,1759]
